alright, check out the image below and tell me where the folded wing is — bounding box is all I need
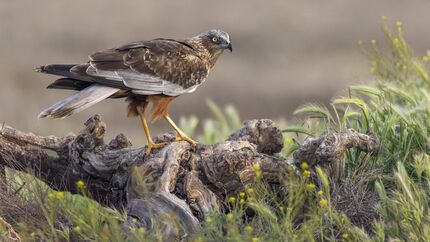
[87,39,210,96]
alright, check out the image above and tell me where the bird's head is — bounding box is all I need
[196,29,232,55]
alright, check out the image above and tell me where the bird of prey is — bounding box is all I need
[36,29,232,154]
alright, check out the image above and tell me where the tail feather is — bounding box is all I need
[35,63,127,89]
[47,78,93,91]
[38,84,120,119]
[36,64,76,76]
[36,64,93,82]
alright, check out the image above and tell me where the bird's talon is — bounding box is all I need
[145,142,167,155]
[175,135,198,146]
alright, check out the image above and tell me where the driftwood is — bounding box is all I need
[0,115,379,238]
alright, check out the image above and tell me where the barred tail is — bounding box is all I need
[38,84,120,119]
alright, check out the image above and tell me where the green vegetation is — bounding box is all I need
[2,18,430,241]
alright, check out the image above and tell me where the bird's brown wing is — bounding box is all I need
[85,39,210,96]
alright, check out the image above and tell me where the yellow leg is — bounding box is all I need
[138,107,166,155]
[163,114,198,146]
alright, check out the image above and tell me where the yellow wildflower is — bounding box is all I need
[239,198,245,205]
[73,226,81,233]
[423,56,429,63]
[396,21,402,29]
[317,190,323,196]
[255,170,262,179]
[252,163,261,171]
[76,180,85,189]
[229,197,236,204]
[138,228,145,234]
[226,213,234,221]
[303,170,311,177]
[246,188,254,195]
[239,192,245,198]
[56,192,64,200]
[284,137,293,146]
[48,192,55,200]
[319,198,328,207]
[245,225,253,233]
[342,233,349,239]
[252,237,259,242]
[299,162,309,170]
[306,183,316,191]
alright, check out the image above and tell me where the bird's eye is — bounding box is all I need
[212,37,218,43]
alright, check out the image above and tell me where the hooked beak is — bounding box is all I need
[227,42,233,52]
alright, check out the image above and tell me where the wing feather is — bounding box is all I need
[86,39,209,96]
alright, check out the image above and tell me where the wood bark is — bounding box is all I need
[0,115,379,237]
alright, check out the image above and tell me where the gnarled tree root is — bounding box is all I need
[0,115,379,237]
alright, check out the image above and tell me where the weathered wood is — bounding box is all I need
[0,115,379,237]
[293,129,380,179]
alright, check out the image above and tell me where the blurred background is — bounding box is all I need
[1,0,430,146]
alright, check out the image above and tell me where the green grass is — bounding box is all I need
[3,18,430,241]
